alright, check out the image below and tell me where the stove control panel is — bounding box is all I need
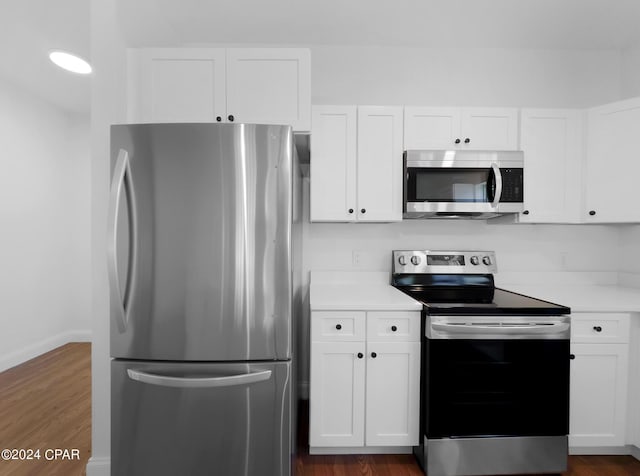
[392,250,497,274]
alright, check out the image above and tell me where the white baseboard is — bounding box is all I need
[85,456,110,476]
[310,446,413,455]
[570,445,634,455]
[0,329,92,372]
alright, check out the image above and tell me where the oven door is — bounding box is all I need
[424,319,570,439]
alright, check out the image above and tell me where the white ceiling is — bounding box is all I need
[2,0,640,116]
[119,0,640,50]
[0,0,90,116]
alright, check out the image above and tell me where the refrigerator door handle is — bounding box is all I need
[127,368,273,388]
[107,149,137,333]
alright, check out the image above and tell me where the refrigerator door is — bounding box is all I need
[112,360,292,476]
[108,123,293,360]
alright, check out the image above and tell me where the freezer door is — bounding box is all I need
[112,360,292,476]
[108,123,293,360]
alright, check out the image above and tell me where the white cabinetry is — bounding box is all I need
[309,311,420,451]
[404,107,519,150]
[584,97,640,222]
[310,106,403,222]
[127,48,311,131]
[570,313,630,448]
[517,109,583,223]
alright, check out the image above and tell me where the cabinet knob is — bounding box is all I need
[464,138,470,144]
[589,210,596,216]
[335,324,342,330]
[522,210,530,215]
[360,208,366,214]
[371,352,377,358]
[228,115,235,122]
[391,325,398,332]
[454,138,461,144]
[357,352,364,359]
[593,326,602,332]
[216,116,222,122]
[569,354,575,360]
[348,208,354,214]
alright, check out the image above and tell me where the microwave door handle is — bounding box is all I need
[490,163,503,208]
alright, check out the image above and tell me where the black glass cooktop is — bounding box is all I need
[392,273,571,316]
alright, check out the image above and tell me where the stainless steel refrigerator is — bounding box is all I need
[108,123,301,476]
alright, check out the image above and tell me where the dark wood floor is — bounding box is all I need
[2,343,640,475]
[0,343,91,476]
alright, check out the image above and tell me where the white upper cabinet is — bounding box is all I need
[584,97,640,222]
[128,48,227,123]
[225,49,311,130]
[310,106,357,222]
[404,107,519,150]
[310,105,403,223]
[518,109,583,223]
[356,107,404,222]
[127,47,311,131]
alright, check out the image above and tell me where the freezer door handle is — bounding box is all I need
[107,149,138,333]
[127,368,273,388]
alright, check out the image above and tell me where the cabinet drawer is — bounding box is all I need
[571,313,630,344]
[311,311,366,341]
[366,311,421,342]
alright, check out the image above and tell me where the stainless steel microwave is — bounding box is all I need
[403,150,524,219]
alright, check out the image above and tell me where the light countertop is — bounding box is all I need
[310,271,640,314]
[499,284,640,313]
[310,271,422,311]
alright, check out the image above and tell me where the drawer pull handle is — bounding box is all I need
[357,352,363,359]
[391,325,398,332]
[593,326,602,332]
[371,352,377,358]
[569,354,576,360]
[335,324,342,330]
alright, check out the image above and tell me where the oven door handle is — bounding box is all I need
[490,162,503,208]
[431,321,570,336]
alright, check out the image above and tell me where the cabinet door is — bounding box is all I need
[460,107,519,150]
[226,48,311,131]
[128,48,226,123]
[310,106,357,222]
[404,107,460,149]
[585,97,640,222]
[365,341,420,446]
[309,341,365,447]
[519,109,583,223]
[356,106,403,222]
[569,343,629,447]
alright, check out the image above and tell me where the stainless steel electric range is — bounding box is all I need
[391,250,571,476]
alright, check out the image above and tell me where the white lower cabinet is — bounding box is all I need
[309,341,366,447]
[569,313,630,448]
[365,341,420,446]
[309,311,420,451]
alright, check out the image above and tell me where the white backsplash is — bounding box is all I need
[304,181,624,275]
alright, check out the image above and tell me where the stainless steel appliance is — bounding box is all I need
[108,123,301,476]
[391,250,571,476]
[403,150,524,219]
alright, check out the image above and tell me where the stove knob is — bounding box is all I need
[410,255,421,265]
[482,255,492,265]
[398,255,407,266]
[470,256,479,265]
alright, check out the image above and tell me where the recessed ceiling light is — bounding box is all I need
[49,50,92,75]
